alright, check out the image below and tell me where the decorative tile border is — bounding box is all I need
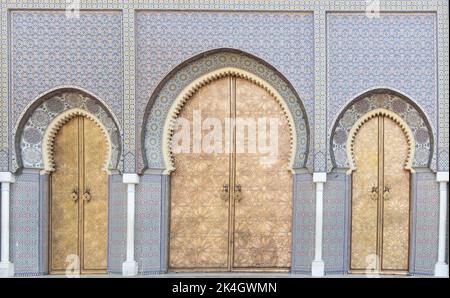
[437,1,449,171]
[123,9,136,173]
[314,8,327,172]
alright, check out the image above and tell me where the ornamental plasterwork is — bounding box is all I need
[16,90,121,172]
[331,92,433,170]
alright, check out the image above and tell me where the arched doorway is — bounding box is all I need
[168,75,293,271]
[349,110,413,274]
[49,115,109,274]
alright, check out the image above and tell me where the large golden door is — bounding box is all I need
[169,76,292,271]
[350,115,410,274]
[50,116,108,274]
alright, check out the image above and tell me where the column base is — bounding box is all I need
[434,262,449,277]
[122,260,138,276]
[0,262,14,277]
[311,260,325,277]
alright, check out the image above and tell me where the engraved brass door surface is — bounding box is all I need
[50,116,108,274]
[350,115,410,273]
[50,117,80,272]
[169,76,292,271]
[381,117,410,271]
[169,77,231,270]
[233,78,292,270]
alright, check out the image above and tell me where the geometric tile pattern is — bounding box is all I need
[437,1,449,171]
[9,10,123,127]
[10,172,41,275]
[327,13,437,130]
[291,172,315,274]
[410,171,439,275]
[313,9,327,172]
[107,174,127,274]
[323,172,349,273]
[327,13,438,172]
[136,11,314,172]
[0,1,447,276]
[122,9,137,172]
[330,92,435,171]
[135,174,164,273]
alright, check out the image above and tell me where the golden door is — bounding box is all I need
[50,116,108,274]
[350,115,410,274]
[169,76,292,271]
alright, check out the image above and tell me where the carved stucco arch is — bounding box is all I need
[162,67,297,174]
[42,108,113,174]
[347,108,415,173]
[14,88,122,172]
[330,89,434,171]
[142,49,310,172]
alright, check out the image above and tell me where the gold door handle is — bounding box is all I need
[383,186,391,201]
[83,187,92,202]
[220,184,229,202]
[235,184,243,202]
[369,186,378,201]
[71,187,79,202]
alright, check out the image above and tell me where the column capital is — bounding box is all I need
[0,172,15,183]
[123,173,140,184]
[436,171,449,182]
[313,172,327,183]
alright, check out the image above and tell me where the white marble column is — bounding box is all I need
[311,172,326,277]
[0,172,15,277]
[122,173,139,276]
[434,171,449,277]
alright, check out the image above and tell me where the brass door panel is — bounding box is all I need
[81,117,109,272]
[169,77,231,270]
[50,117,80,272]
[50,116,108,274]
[350,116,379,270]
[350,115,410,273]
[381,117,410,271]
[169,76,292,272]
[233,78,292,269]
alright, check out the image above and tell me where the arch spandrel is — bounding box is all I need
[330,90,434,171]
[14,88,122,173]
[142,50,310,173]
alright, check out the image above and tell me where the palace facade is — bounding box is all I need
[0,1,448,277]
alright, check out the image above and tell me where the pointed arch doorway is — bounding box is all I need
[349,110,413,274]
[49,115,109,274]
[168,75,293,272]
